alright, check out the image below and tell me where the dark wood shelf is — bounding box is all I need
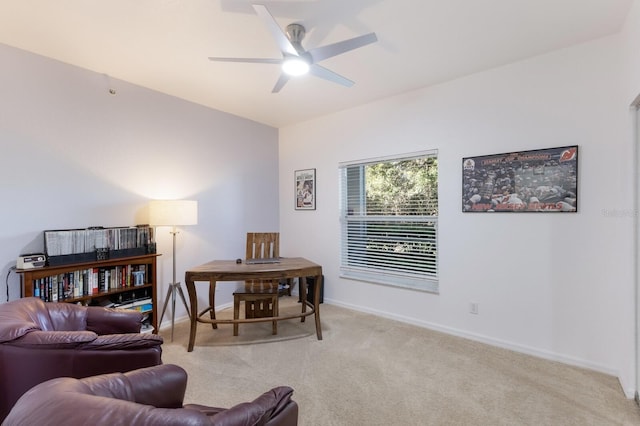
[17,254,159,333]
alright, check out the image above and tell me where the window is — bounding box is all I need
[339,150,438,292]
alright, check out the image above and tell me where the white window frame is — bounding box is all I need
[339,150,439,293]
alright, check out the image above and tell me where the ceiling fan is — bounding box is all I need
[208,4,378,93]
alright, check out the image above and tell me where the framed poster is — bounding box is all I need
[295,168,316,210]
[462,145,578,212]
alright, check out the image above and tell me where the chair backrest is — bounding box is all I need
[246,232,279,260]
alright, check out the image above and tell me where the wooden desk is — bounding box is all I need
[184,257,323,351]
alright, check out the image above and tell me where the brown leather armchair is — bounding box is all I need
[0,297,163,422]
[3,364,298,426]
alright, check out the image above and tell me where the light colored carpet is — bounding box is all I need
[160,297,640,425]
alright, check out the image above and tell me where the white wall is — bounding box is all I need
[623,0,640,97]
[279,3,640,396]
[0,43,280,319]
[621,0,640,400]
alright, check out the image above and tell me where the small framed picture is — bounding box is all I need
[295,168,316,210]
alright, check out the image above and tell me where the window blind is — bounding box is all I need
[339,151,439,292]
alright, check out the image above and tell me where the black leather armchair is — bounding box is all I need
[3,364,298,425]
[0,297,163,421]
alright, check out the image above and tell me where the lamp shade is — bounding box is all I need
[148,200,198,226]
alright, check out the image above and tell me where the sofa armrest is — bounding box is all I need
[190,386,295,426]
[124,364,188,409]
[78,333,163,351]
[8,330,97,349]
[0,319,38,344]
[0,297,46,343]
[86,307,143,335]
[252,386,295,421]
[80,372,135,401]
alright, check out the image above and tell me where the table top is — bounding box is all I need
[185,257,322,282]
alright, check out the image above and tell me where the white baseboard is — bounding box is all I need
[325,298,634,399]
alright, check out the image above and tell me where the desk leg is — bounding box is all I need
[186,279,198,352]
[314,274,323,340]
[286,278,294,296]
[300,276,307,323]
[208,280,218,329]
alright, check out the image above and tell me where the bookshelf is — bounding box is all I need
[17,254,160,334]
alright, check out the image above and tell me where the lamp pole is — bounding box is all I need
[158,226,191,341]
[148,199,197,341]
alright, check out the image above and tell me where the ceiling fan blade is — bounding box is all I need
[272,74,290,93]
[208,57,282,64]
[307,33,377,63]
[252,4,298,56]
[309,64,354,87]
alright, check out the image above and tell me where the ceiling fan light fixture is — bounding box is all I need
[207,4,378,92]
[282,57,309,76]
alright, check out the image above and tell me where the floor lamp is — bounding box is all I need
[149,199,198,341]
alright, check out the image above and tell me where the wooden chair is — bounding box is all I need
[233,232,281,336]
[246,232,279,260]
[244,232,293,297]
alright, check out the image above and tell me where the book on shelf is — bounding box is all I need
[31,264,151,303]
[43,225,156,266]
[132,303,153,314]
[132,298,152,307]
[113,298,153,315]
[134,298,153,312]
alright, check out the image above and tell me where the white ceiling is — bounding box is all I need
[0,0,633,128]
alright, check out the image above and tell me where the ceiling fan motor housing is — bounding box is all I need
[285,23,306,53]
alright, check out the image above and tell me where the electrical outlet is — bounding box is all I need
[470,302,479,315]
